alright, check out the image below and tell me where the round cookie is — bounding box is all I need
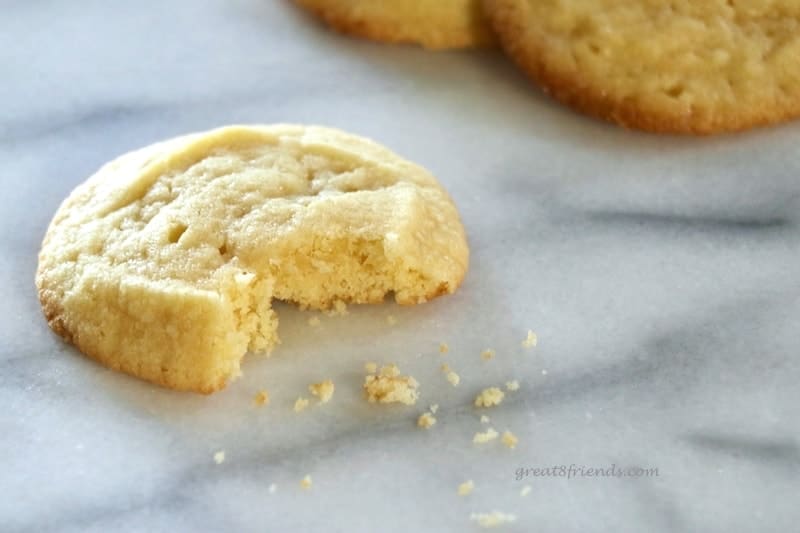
[484,0,800,134]
[294,0,495,49]
[37,125,469,393]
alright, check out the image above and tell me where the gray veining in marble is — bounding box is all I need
[2,1,799,532]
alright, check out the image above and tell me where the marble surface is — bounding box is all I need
[2,1,800,531]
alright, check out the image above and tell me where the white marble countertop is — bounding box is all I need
[2,2,799,532]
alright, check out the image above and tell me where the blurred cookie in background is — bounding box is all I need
[294,0,496,49]
[484,0,800,134]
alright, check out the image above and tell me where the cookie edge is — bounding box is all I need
[483,0,800,135]
[294,0,496,50]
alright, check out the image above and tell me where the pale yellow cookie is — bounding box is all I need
[37,125,469,393]
[484,0,800,134]
[294,0,495,49]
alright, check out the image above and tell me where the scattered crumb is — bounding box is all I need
[309,379,335,404]
[386,315,397,325]
[380,364,400,377]
[307,316,321,327]
[364,361,378,374]
[474,387,505,408]
[522,330,538,348]
[457,480,475,496]
[326,300,348,316]
[520,485,531,497]
[294,397,310,412]
[440,363,460,386]
[254,389,270,407]
[446,371,460,387]
[439,342,449,354]
[480,415,490,424]
[268,483,277,494]
[429,403,439,414]
[364,364,419,405]
[473,427,499,444]
[481,349,496,361]
[470,511,517,528]
[501,430,518,449]
[417,412,437,429]
[300,475,312,490]
[505,380,520,392]
[541,369,548,376]
[213,451,225,464]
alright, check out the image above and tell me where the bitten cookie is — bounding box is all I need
[294,0,495,49]
[36,125,469,393]
[484,0,800,134]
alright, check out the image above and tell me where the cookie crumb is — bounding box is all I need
[380,364,400,377]
[386,315,397,325]
[300,475,312,490]
[505,380,520,392]
[439,342,449,354]
[268,483,277,494]
[308,316,321,327]
[457,480,475,496]
[501,430,518,449]
[440,364,460,386]
[446,371,460,387]
[473,427,499,444]
[417,412,437,429]
[294,397,310,412]
[309,379,335,404]
[326,300,348,316]
[481,349,496,361]
[470,511,517,528]
[522,330,538,348]
[364,364,419,405]
[429,403,439,414]
[474,387,505,408]
[254,389,270,407]
[480,415,490,424]
[213,451,225,464]
[520,485,531,497]
[364,361,378,374]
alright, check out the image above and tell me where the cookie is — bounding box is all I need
[294,0,495,49]
[484,0,800,134]
[37,125,469,393]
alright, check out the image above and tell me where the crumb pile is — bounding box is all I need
[309,379,335,404]
[364,364,419,405]
[417,412,437,429]
[474,387,505,408]
[473,428,499,444]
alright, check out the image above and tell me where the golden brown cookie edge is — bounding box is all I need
[483,0,800,135]
[294,0,496,50]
